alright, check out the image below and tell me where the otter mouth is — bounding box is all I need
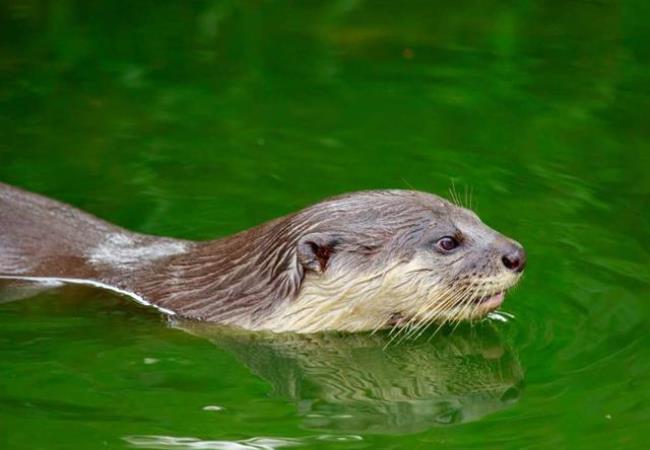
[468,291,505,309]
[388,291,506,328]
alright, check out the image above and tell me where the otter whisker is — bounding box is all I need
[400,283,456,341]
[422,285,474,342]
[397,282,469,345]
[449,179,462,207]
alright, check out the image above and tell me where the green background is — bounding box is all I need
[1,1,649,449]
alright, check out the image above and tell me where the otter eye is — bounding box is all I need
[436,236,459,252]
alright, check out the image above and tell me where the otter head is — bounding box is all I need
[268,190,525,333]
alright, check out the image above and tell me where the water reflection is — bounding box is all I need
[174,320,523,434]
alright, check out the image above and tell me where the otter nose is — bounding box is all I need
[501,244,526,273]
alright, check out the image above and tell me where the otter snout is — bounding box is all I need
[501,242,526,273]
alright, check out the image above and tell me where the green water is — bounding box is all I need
[1,1,649,449]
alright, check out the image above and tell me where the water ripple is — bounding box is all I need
[123,434,363,450]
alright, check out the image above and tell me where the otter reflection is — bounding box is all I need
[173,321,523,434]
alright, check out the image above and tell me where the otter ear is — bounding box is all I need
[297,232,340,273]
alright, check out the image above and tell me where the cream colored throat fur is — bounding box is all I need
[257,255,520,333]
[259,258,436,333]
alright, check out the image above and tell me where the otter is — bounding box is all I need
[0,182,525,333]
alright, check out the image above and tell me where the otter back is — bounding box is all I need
[0,182,188,284]
[0,183,123,278]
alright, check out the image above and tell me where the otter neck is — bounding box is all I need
[128,215,309,327]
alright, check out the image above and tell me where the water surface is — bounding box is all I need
[1,1,649,449]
